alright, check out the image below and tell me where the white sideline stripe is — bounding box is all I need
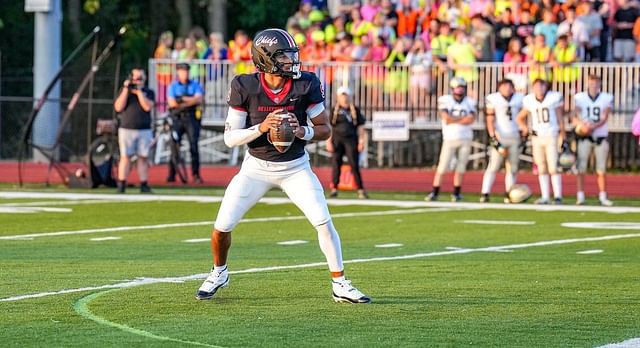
[0,207,458,240]
[90,237,121,242]
[598,338,640,348]
[456,220,536,225]
[277,240,308,245]
[0,207,72,214]
[576,249,603,254]
[446,246,513,253]
[183,238,210,243]
[0,200,122,207]
[2,232,640,303]
[3,191,640,213]
[562,222,640,230]
[375,243,403,248]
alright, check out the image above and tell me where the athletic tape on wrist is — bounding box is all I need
[302,126,314,141]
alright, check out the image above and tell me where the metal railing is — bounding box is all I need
[149,59,640,132]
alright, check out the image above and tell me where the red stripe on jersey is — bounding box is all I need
[230,106,247,112]
[259,73,292,104]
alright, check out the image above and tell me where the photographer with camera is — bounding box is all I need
[167,62,205,183]
[113,67,155,193]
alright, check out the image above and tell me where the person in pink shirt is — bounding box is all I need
[503,38,528,92]
[360,0,382,21]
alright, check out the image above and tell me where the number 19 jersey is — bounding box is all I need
[574,92,613,138]
[522,91,564,137]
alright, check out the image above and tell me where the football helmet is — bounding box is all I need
[558,141,576,169]
[508,184,532,203]
[450,77,467,97]
[252,28,301,79]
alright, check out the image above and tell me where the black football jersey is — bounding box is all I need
[227,72,325,162]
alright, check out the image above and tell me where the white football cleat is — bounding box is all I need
[332,279,371,304]
[576,197,585,205]
[195,267,229,300]
[600,198,613,207]
[533,198,549,205]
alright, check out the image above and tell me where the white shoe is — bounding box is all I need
[576,197,585,205]
[534,198,549,205]
[195,267,229,300]
[600,198,613,207]
[332,279,371,304]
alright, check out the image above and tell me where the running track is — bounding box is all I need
[2,162,638,197]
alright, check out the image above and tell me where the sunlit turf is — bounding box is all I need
[0,189,639,347]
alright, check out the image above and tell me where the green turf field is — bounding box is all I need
[1,189,639,347]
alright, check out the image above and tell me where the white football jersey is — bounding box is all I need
[574,91,613,138]
[485,92,524,138]
[522,91,564,137]
[438,94,477,140]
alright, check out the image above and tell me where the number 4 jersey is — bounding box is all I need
[522,91,564,137]
[485,92,524,138]
[574,92,613,138]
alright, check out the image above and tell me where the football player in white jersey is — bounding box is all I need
[426,77,477,202]
[573,74,614,206]
[516,78,566,204]
[480,79,524,203]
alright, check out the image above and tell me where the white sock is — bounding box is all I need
[213,264,227,272]
[577,191,585,202]
[505,172,516,192]
[481,171,496,195]
[538,174,550,201]
[551,174,562,199]
[315,220,344,274]
[599,191,607,201]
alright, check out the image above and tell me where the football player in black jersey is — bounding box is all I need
[196,28,370,304]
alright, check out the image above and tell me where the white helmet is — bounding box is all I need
[450,77,467,97]
[450,77,467,89]
[558,142,576,170]
[508,184,532,203]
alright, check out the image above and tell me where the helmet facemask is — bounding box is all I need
[272,49,301,79]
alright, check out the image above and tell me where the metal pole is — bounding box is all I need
[86,37,98,156]
[32,0,62,162]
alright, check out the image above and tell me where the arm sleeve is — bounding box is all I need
[223,107,262,147]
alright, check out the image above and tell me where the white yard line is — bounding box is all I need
[456,220,536,225]
[576,249,604,254]
[2,232,640,303]
[0,207,458,240]
[598,338,640,348]
[2,191,640,213]
[0,207,72,214]
[90,237,122,242]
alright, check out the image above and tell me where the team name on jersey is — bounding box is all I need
[257,105,296,112]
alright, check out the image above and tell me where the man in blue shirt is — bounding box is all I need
[167,63,205,183]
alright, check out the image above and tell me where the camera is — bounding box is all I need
[128,84,138,90]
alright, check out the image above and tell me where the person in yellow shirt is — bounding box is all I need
[552,34,580,83]
[528,34,551,82]
[431,21,455,65]
[447,29,479,89]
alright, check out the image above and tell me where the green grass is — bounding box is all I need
[0,189,639,347]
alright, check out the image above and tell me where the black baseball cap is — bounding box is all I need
[176,62,190,70]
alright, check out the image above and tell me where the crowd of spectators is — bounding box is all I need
[155,0,640,72]
[151,0,640,100]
